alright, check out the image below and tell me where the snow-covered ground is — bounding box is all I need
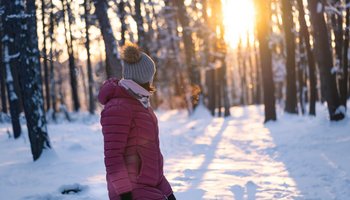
[0,104,349,200]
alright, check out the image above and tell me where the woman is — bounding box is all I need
[98,42,176,200]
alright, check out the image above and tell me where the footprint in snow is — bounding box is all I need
[231,185,244,200]
[246,181,258,200]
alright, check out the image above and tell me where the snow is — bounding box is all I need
[317,3,323,13]
[0,103,350,200]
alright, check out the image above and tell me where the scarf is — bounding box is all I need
[118,79,151,108]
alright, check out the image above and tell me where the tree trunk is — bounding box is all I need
[49,0,57,120]
[19,0,51,161]
[117,0,127,46]
[254,38,263,104]
[134,0,147,51]
[173,0,199,87]
[307,0,344,120]
[298,39,307,115]
[0,36,8,114]
[42,0,50,111]
[62,0,80,111]
[254,0,277,122]
[1,0,22,138]
[340,0,349,109]
[296,0,317,116]
[93,0,123,79]
[84,0,95,114]
[281,0,298,114]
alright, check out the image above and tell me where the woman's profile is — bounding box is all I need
[98,42,176,200]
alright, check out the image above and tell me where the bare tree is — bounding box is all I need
[281,0,298,114]
[254,0,277,122]
[93,0,122,79]
[307,0,344,120]
[1,0,22,137]
[296,0,317,116]
[84,0,95,114]
[19,0,51,160]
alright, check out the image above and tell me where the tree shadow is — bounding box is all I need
[265,116,350,199]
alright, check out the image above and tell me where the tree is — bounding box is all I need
[281,0,298,114]
[173,0,199,88]
[254,0,277,122]
[1,0,23,138]
[84,0,95,114]
[134,0,147,51]
[41,0,50,111]
[296,0,317,116]
[93,0,123,79]
[49,0,57,120]
[0,26,8,115]
[340,0,349,109]
[61,0,80,111]
[117,0,127,46]
[307,0,344,121]
[18,0,51,160]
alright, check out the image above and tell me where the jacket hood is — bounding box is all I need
[98,78,132,105]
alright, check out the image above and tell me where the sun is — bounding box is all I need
[222,0,256,48]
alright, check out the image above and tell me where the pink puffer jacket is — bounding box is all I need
[98,79,173,200]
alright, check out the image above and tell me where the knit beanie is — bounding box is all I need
[121,42,156,84]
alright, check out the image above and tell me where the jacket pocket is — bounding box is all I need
[136,150,144,178]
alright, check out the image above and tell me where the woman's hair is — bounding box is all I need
[140,82,156,93]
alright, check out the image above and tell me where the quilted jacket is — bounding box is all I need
[98,79,173,200]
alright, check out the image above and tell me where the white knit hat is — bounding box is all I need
[121,42,156,84]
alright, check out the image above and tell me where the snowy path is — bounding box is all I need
[159,106,300,199]
[0,105,350,200]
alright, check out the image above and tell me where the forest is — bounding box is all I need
[0,0,349,161]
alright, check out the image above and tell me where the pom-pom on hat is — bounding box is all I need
[121,42,156,84]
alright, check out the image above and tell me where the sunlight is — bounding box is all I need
[222,0,256,47]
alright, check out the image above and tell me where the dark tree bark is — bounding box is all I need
[296,0,317,116]
[297,40,307,115]
[307,0,344,120]
[134,0,147,51]
[254,0,277,123]
[61,0,80,111]
[84,0,95,114]
[253,37,263,105]
[216,0,230,116]
[117,0,127,46]
[1,0,22,137]
[173,0,199,87]
[19,0,51,160]
[41,0,50,111]
[0,33,8,114]
[93,0,123,79]
[281,0,298,114]
[340,0,349,109]
[49,0,57,120]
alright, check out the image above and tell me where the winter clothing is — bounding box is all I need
[120,192,132,200]
[119,79,151,108]
[98,78,173,200]
[167,193,176,200]
[121,42,156,84]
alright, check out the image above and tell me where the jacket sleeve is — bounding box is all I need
[101,104,133,195]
